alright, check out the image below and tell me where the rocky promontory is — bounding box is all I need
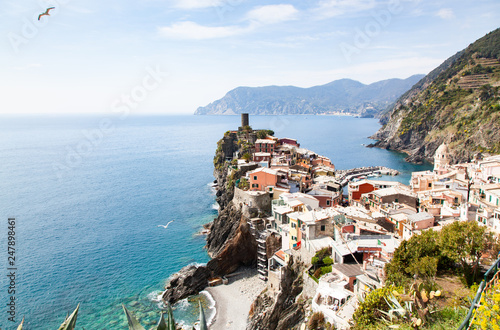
[162,129,267,304]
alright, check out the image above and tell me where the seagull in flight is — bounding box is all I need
[38,7,55,20]
[158,220,174,229]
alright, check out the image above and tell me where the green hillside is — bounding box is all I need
[371,28,500,163]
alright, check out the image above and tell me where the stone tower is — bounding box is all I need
[434,143,450,173]
[241,113,249,127]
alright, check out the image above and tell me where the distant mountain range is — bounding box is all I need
[370,27,500,163]
[194,75,424,117]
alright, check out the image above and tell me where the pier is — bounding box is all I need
[335,166,399,187]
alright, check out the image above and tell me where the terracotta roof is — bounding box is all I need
[275,250,286,261]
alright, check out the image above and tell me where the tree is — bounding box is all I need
[242,153,252,163]
[256,130,268,139]
[385,230,441,286]
[439,221,493,285]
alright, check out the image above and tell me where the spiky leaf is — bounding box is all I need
[156,312,167,330]
[199,301,208,330]
[58,304,79,330]
[166,302,176,330]
[122,304,146,330]
[17,317,24,330]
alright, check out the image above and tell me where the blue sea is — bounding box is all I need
[0,115,432,329]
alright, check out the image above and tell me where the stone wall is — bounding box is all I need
[234,187,272,216]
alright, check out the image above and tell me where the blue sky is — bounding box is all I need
[1,0,499,115]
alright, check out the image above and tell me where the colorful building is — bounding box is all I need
[255,139,276,154]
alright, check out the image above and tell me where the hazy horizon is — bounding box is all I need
[2,0,499,115]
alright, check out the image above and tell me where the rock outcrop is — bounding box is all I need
[163,130,266,304]
[247,256,305,330]
[162,264,211,303]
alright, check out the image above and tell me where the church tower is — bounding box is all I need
[434,143,450,173]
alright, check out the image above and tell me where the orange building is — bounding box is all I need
[248,167,279,191]
[311,156,335,170]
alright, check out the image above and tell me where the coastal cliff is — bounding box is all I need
[162,130,263,303]
[247,256,305,330]
[370,28,500,163]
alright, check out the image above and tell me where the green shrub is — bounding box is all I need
[320,265,332,275]
[352,286,397,328]
[323,256,333,266]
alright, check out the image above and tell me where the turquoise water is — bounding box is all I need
[0,115,431,329]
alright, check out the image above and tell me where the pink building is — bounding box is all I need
[278,138,300,147]
[255,139,276,154]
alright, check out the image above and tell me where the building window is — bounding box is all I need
[428,183,432,188]
[253,176,257,180]
[326,200,331,206]
[320,225,326,231]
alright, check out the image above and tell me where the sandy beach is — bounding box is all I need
[205,267,267,330]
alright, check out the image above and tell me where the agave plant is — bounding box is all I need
[17,317,24,330]
[15,300,209,329]
[58,304,80,330]
[123,301,209,330]
[199,301,208,330]
[378,294,411,323]
[17,305,80,330]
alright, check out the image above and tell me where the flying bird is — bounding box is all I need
[38,7,55,20]
[158,220,174,229]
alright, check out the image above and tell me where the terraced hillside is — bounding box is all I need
[370,28,500,164]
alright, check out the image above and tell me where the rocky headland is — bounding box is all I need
[162,129,268,304]
[369,28,500,164]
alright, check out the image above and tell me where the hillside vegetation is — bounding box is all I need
[371,28,500,163]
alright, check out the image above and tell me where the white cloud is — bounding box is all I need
[12,63,42,71]
[436,8,455,20]
[172,0,224,9]
[158,21,244,39]
[246,4,299,25]
[312,0,376,19]
[158,4,299,40]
